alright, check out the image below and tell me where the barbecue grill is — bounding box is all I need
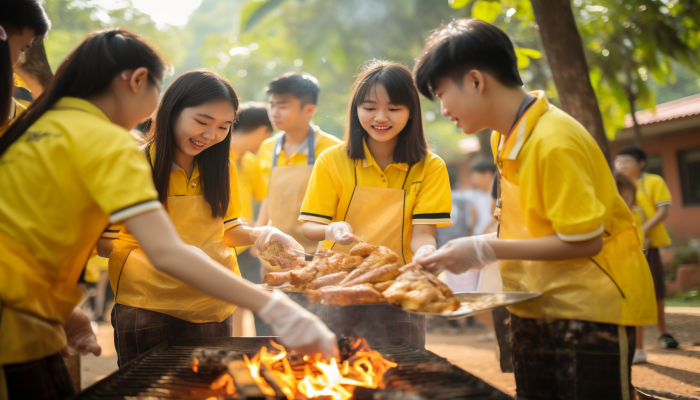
[72,337,511,400]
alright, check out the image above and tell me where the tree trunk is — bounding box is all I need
[626,91,644,148]
[530,0,612,165]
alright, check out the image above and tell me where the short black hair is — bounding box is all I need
[233,101,272,134]
[345,60,427,166]
[266,71,320,106]
[470,159,496,174]
[413,19,523,100]
[617,146,647,163]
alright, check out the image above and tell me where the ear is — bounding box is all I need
[302,103,317,118]
[465,70,485,96]
[128,67,150,94]
[639,160,646,170]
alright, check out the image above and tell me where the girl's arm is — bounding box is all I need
[96,238,115,258]
[224,224,256,247]
[411,224,437,253]
[302,221,328,242]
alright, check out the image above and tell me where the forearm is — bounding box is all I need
[96,238,115,258]
[642,205,669,235]
[125,209,271,312]
[486,234,602,261]
[410,225,437,253]
[302,221,328,242]
[224,224,256,247]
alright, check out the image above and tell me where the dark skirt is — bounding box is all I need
[111,303,233,367]
[3,352,75,400]
[646,247,666,300]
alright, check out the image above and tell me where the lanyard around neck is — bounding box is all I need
[272,125,315,167]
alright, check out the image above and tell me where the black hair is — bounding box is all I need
[470,159,497,174]
[233,101,272,134]
[617,146,647,163]
[145,69,238,219]
[0,29,166,157]
[1,0,51,124]
[413,19,523,100]
[345,60,427,166]
[266,71,320,106]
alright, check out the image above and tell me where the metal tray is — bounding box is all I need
[397,291,541,320]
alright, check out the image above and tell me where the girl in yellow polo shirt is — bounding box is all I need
[299,60,452,266]
[0,30,336,400]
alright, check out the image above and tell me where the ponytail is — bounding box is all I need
[0,29,167,156]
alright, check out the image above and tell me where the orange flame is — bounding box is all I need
[245,339,397,400]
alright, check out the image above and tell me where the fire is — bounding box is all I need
[244,339,397,400]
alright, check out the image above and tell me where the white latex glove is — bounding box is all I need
[257,290,339,360]
[61,307,102,358]
[412,245,436,260]
[325,222,355,245]
[415,233,497,275]
[250,226,304,254]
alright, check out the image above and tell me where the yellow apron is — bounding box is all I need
[264,126,319,270]
[109,195,240,323]
[325,165,409,265]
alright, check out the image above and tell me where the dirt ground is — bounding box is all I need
[79,307,700,398]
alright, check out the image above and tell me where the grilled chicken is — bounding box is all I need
[305,284,384,306]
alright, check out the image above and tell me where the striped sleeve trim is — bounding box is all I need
[412,213,452,225]
[109,200,162,224]
[224,218,242,231]
[299,212,333,225]
[101,229,120,239]
[556,223,604,242]
[655,200,672,207]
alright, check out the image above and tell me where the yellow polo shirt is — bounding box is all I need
[231,150,266,223]
[492,91,656,326]
[0,97,160,364]
[258,125,342,190]
[636,173,672,248]
[299,140,452,259]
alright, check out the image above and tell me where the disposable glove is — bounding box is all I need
[257,290,339,360]
[412,245,436,260]
[250,226,303,255]
[324,222,354,245]
[415,233,497,275]
[61,307,102,358]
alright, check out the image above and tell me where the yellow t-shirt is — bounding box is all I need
[636,173,672,248]
[231,150,266,223]
[258,125,342,190]
[299,140,452,261]
[491,91,656,326]
[631,208,645,246]
[0,97,160,364]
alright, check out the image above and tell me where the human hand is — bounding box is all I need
[257,290,339,360]
[325,222,354,245]
[251,227,303,254]
[415,234,497,275]
[412,245,436,261]
[61,307,102,358]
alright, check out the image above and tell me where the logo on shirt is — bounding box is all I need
[411,180,422,195]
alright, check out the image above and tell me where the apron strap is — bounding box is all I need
[272,125,316,168]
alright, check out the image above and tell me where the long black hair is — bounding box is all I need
[345,60,427,166]
[145,69,239,219]
[0,29,166,156]
[1,0,51,125]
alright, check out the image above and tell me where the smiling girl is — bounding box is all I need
[299,60,452,266]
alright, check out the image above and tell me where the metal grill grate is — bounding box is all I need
[72,337,510,400]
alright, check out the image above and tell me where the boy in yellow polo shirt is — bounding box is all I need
[256,72,341,257]
[414,19,656,398]
[615,146,678,350]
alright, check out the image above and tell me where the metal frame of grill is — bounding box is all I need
[72,337,511,400]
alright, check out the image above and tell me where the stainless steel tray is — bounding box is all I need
[397,291,541,320]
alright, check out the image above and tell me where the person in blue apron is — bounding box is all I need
[298,60,453,347]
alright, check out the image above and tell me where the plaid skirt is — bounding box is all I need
[111,304,233,367]
[2,352,74,400]
[511,315,636,400]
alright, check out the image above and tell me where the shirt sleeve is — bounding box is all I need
[539,145,606,241]
[412,156,453,227]
[299,153,338,225]
[225,160,244,230]
[73,131,160,224]
[101,222,123,239]
[649,176,672,208]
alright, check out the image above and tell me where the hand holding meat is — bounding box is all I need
[325,221,355,244]
[257,290,339,360]
[415,234,497,275]
[251,227,304,268]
